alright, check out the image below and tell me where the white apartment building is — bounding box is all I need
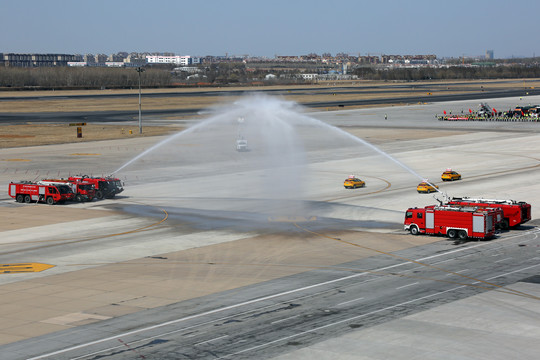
[146,55,199,65]
[299,73,318,80]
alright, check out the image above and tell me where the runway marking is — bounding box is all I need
[194,335,228,346]
[430,258,454,265]
[184,332,204,338]
[0,263,54,273]
[271,315,302,324]
[337,297,364,306]
[396,282,419,290]
[28,239,540,360]
[1,158,31,161]
[397,265,424,273]
[116,338,144,359]
[446,269,468,276]
[294,223,540,301]
[495,257,513,263]
[268,216,317,223]
[227,285,471,358]
[69,153,101,156]
[227,260,540,358]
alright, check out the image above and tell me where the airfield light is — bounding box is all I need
[136,67,145,134]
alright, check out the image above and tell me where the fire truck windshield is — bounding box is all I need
[57,185,73,194]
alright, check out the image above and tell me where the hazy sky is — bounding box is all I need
[2,0,538,59]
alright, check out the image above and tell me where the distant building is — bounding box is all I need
[67,62,87,67]
[1,53,82,67]
[276,55,300,62]
[358,56,380,64]
[105,62,124,67]
[108,53,125,62]
[124,54,146,66]
[174,66,201,73]
[486,50,494,60]
[299,73,318,80]
[146,55,198,65]
[95,54,108,64]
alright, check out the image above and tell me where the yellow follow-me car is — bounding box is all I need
[416,181,439,193]
[344,176,365,189]
[441,169,461,181]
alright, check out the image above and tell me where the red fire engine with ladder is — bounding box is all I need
[446,197,531,230]
[404,205,499,240]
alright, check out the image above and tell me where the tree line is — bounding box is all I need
[1,63,539,90]
[352,65,540,81]
[0,67,172,89]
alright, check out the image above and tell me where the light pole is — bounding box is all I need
[136,67,145,134]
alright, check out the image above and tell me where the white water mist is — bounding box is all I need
[113,94,438,219]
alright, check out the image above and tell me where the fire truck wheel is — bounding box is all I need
[24,195,31,203]
[16,194,24,203]
[447,229,457,238]
[500,219,509,230]
[76,194,82,202]
[46,197,54,205]
[458,231,467,240]
[96,191,103,199]
[409,225,419,235]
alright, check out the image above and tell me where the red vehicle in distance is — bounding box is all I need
[8,181,74,205]
[68,175,123,200]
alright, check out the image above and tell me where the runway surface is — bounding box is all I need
[2,81,540,125]
[0,95,539,359]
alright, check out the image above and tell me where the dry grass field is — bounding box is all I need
[0,123,182,148]
[1,79,538,148]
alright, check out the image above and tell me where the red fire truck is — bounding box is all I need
[8,181,75,205]
[68,175,123,200]
[404,205,498,240]
[446,197,531,229]
[38,179,96,202]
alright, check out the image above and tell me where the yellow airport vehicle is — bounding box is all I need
[417,181,439,193]
[344,176,365,189]
[441,169,461,181]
